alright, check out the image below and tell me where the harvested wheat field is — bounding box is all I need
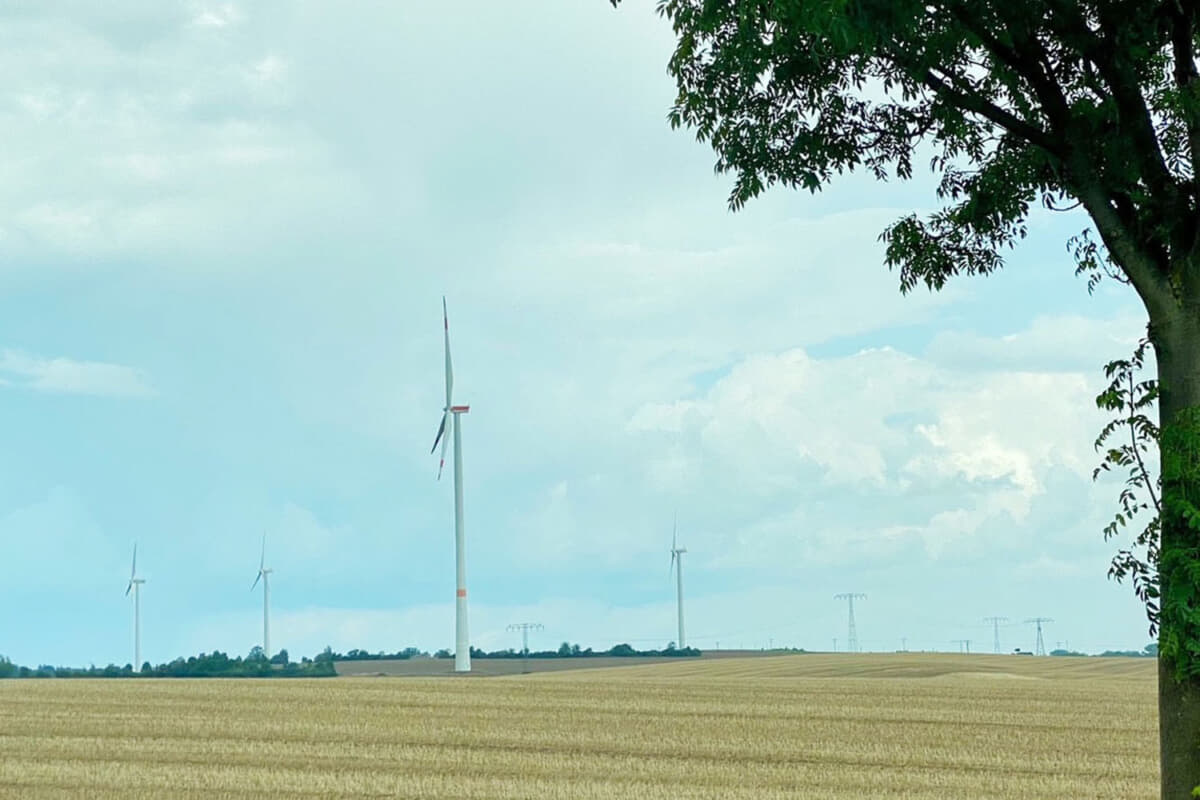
[0,653,1156,799]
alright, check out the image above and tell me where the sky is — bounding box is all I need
[0,2,1156,668]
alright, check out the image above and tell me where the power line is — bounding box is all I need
[834,593,866,653]
[506,622,543,673]
[1024,617,1053,656]
[983,616,1008,654]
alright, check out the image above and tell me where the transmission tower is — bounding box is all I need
[1024,617,1053,656]
[951,639,971,654]
[834,593,866,653]
[507,622,543,673]
[983,616,1008,654]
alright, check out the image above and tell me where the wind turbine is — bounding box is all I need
[251,533,273,659]
[669,514,686,649]
[430,297,471,673]
[124,543,145,670]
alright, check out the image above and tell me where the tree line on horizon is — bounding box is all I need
[0,647,334,679]
[0,641,705,678]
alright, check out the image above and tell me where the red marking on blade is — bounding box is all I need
[456,589,467,598]
[451,405,470,413]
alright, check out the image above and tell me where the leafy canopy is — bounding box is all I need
[627,0,1200,308]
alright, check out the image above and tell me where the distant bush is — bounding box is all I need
[466,642,702,659]
[336,647,426,662]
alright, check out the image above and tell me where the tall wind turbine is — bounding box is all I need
[669,515,686,649]
[251,533,273,659]
[431,297,472,673]
[124,544,145,670]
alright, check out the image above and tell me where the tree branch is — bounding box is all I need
[1167,1,1200,258]
[1073,172,1175,318]
[1131,370,1162,515]
[919,68,1061,155]
[946,2,1072,131]
[1086,4,1182,209]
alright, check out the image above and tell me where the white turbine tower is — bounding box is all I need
[124,543,145,670]
[669,516,686,649]
[251,533,273,659]
[431,297,472,673]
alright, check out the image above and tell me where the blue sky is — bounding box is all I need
[0,2,1154,667]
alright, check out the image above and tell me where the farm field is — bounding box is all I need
[0,653,1156,799]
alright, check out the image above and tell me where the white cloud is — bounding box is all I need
[925,312,1148,372]
[0,8,364,271]
[0,349,154,397]
[191,4,241,30]
[618,328,1118,567]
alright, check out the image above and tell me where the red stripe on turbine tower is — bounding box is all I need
[456,589,467,597]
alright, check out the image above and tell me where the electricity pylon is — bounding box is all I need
[507,622,543,673]
[1025,617,1053,656]
[983,616,1008,654]
[952,639,971,654]
[834,593,866,653]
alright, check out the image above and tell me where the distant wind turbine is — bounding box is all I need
[251,533,273,659]
[669,514,686,649]
[124,543,145,670]
[430,297,472,673]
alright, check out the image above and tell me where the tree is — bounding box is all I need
[612,1,1200,794]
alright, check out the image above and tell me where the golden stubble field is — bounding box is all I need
[0,653,1156,799]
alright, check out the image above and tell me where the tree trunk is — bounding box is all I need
[1153,303,1200,799]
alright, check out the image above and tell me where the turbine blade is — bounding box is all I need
[670,549,676,578]
[131,543,137,580]
[259,532,266,572]
[443,297,454,407]
[430,413,447,454]
[672,512,677,552]
[438,414,451,480]
[431,411,450,479]
[125,581,132,597]
[252,571,261,591]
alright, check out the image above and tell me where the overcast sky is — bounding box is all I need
[0,2,1154,667]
